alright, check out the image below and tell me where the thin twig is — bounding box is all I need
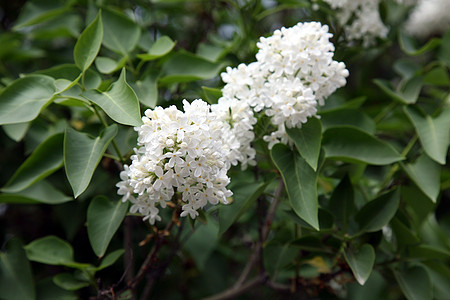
[202,273,269,300]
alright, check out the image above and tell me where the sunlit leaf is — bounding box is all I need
[74,10,103,71]
[102,8,141,54]
[0,75,56,125]
[82,69,142,127]
[94,56,127,74]
[0,180,72,204]
[137,36,176,61]
[25,236,75,266]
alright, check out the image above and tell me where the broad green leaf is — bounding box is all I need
[2,133,64,193]
[373,76,423,104]
[94,56,127,74]
[133,71,158,108]
[0,75,56,125]
[2,122,30,142]
[184,217,219,270]
[196,43,225,62]
[401,185,435,225]
[286,117,322,171]
[218,181,267,236]
[423,261,450,300]
[53,273,89,291]
[264,242,298,276]
[438,30,450,64]
[74,11,103,71]
[87,196,128,257]
[423,66,450,86]
[202,86,222,104]
[390,217,420,247]
[355,189,400,233]
[409,245,450,260]
[96,249,125,271]
[102,8,141,54]
[394,266,432,300]
[329,174,355,232]
[0,180,72,204]
[320,108,375,134]
[36,278,77,300]
[404,105,450,165]
[25,236,75,266]
[0,238,35,300]
[271,143,319,230]
[159,51,226,84]
[64,124,117,198]
[82,69,142,126]
[344,244,375,285]
[137,36,176,61]
[322,126,404,165]
[13,0,71,30]
[399,31,441,56]
[402,154,440,202]
[37,64,101,89]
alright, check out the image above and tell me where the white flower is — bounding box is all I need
[221,22,348,149]
[323,0,389,47]
[117,99,233,224]
[404,0,450,38]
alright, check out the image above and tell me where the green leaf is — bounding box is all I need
[25,236,75,266]
[286,117,322,171]
[0,75,56,125]
[264,242,298,276]
[0,238,35,300]
[133,71,158,108]
[96,249,125,271]
[402,154,441,203]
[87,196,128,257]
[137,36,176,61]
[2,122,30,142]
[344,244,375,285]
[373,76,423,104]
[355,189,400,233]
[102,8,141,54]
[404,105,450,165]
[202,86,222,105]
[64,125,117,198]
[94,56,127,74]
[329,174,355,232]
[37,64,101,90]
[218,181,267,236]
[423,261,450,300]
[399,31,441,56]
[2,133,64,193]
[82,69,142,127]
[53,273,89,291]
[184,217,219,270]
[0,180,72,204]
[74,10,103,71]
[13,0,71,30]
[36,278,77,300]
[322,126,404,165]
[394,266,432,300]
[390,217,420,247]
[320,108,376,134]
[271,143,319,230]
[159,51,225,84]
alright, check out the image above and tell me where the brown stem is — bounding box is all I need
[202,273,268,300]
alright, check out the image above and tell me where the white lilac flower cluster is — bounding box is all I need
[404,0,450,38]
[322,0,389,47]
[116,100,233,224]
[221,22,348,149]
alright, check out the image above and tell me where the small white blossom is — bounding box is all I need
[404,0,450,38]
[221,22,348,149]
[116,99,233,224]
